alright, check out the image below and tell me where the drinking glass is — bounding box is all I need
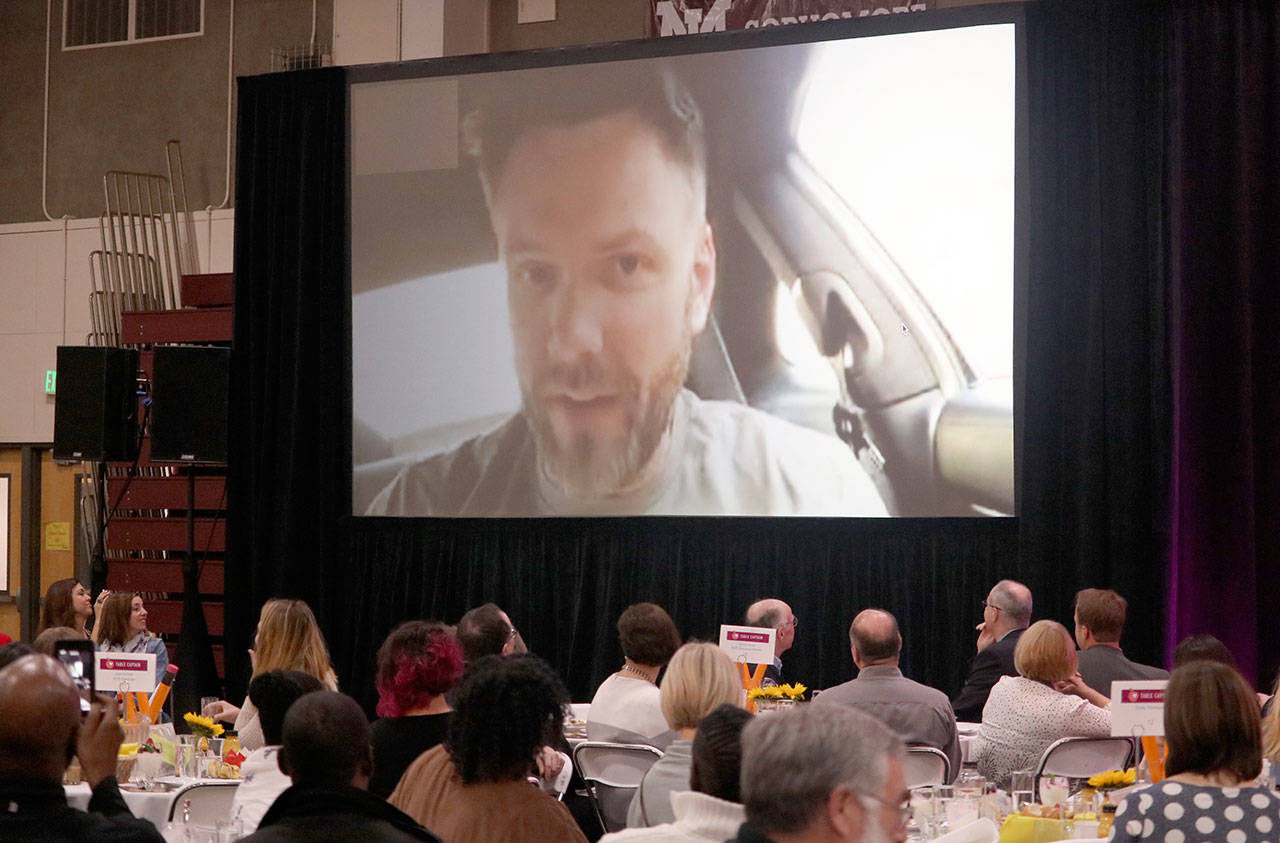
[1010,769,1036,812]
[1040,774,1070,808]
[200,696,219,717]
[909,786,938,839]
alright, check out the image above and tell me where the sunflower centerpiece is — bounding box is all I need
[747,683,807,712]
[183,712,225,752]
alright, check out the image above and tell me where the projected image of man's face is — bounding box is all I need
[489,112,716,499]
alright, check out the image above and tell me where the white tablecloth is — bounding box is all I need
[64,781,177,828]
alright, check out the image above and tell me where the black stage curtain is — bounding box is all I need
[228,2,1171,714]
[1166,0,1280,688]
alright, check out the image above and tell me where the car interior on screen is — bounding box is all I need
[349,23,1016,517]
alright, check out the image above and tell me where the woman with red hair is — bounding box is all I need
[369,620,465,798]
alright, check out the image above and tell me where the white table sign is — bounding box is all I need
[719,624,776,665]
[1110,679,1167,737]
[95,652,156,694]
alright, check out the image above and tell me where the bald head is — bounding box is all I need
[0,655,82,783]
[989,580,1032,627]
[849,609,902,667]
[746,598,796,657]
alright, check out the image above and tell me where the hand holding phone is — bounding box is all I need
[55,639,95,717]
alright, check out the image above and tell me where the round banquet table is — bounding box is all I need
[64,781,178,829]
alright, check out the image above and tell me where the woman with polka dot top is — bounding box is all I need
[1113,661,1280,842]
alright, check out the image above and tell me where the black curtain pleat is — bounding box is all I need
[227,3,1173,716]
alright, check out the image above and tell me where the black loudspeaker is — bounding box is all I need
[53,346,140,461]
[151,346,230,464]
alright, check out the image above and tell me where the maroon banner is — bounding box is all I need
[648,0,929,37]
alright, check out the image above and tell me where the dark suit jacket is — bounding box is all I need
[951,627,1025,723]
[1076,645,1168,698]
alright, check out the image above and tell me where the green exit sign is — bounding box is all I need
[45,370,56,394]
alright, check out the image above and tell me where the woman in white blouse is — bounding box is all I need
[973,619,1111,788]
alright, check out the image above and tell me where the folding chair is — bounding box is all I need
[903,746,951,787]
[166,780,240,825]
[572,741,663,833]
[1035,736,1135,788]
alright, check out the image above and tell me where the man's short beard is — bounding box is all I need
[523,332,692,501]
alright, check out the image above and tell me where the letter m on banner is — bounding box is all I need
[654,0,731,36]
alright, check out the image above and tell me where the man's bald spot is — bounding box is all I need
[849,609,902,662]
[746,599,791,629]
[0,655,81,779]
[990,579,1033,627]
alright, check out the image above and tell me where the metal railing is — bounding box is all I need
[90,140,200,346]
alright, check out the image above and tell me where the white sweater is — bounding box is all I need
[603,791,745,843]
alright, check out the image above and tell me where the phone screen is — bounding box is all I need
[56,644,94,715]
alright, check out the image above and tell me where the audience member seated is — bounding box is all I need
[239,690,439,843]
[38,578,104,639]
[455,602,527,662]
[369,621,465,798]
[589,602,682,749]
[1112,661,1280,841]
[0,641,37,670]
[34,626,83,656]
[230,670,325,833]
[814,608,960,782]
[0,655,165,842]
[93,592,168,689]
[973,620,1111,789]
[628,642,742,828]
[1172,633,1236,668]
[1073,588,1167,695]
[389,655,588,842]
[730,705,908,843]
[204,598,339,751]
[601,704,752,842]
[951,579,1033,723]
[743,599,796,686]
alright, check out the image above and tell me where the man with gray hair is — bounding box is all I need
[732,705,908,842]
[814,609,960,783]
[744,598,796,687]
[951,579,1033,722]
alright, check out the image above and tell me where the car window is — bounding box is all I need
[793,25,1016,381]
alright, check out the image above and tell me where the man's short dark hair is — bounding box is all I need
[1074,589,1127,642]
[456,603,511,663]
[617,603,681,667]
[690,703,752,803]
[1173,634,1236,669]
[249,670,325,746]
[849,610,902,662]
[0,642,37,671]
[462,61,706,209]
[447,654,568,784]
[280,691,370,789]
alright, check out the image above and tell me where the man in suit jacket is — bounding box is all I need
[951,580,1032,722]
[1073,588,1168,697]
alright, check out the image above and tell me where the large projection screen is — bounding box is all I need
[350,13,1022,518]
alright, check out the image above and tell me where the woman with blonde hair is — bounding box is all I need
[204,598,338,750]
[973,619,1111,788]
[627,641,744,828]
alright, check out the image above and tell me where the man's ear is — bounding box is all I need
[277,747,292,777]
[686,221,717,336]
[827,785,867,840]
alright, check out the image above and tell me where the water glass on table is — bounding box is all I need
[1010,769,1036,813]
